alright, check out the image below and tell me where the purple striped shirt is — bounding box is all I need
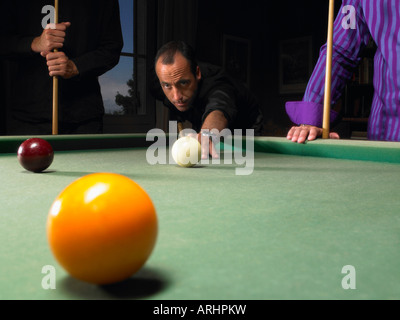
[286,0,400,141]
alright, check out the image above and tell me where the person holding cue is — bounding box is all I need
[0,0,123,135]
[286,0,400,143]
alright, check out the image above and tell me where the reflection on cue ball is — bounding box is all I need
[171,136,201,167]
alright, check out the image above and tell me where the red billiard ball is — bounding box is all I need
[17,138,54,173]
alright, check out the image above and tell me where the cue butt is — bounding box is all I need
[52,0,59,135]
[52,76,58,135]
[322,0,335,139]
[178,122,184,138]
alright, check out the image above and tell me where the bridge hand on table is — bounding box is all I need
[185,132,219,159]
[287,124,340,144]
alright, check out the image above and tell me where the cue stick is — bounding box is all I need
[177,121,184,138]
[52,0,59,135]
[322,0,335,139]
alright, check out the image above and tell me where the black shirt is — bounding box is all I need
[0,0,123,124]
[157,62,264,135]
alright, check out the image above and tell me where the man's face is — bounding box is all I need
[155,52,201,112]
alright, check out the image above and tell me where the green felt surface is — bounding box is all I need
[1,136,400,300]
[253,137,400,164]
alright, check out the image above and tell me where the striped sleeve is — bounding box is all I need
[366,0,400,141]
[304,0,371,105]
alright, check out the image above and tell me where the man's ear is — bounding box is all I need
[196,66,201,81]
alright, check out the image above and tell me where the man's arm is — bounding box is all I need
[70,1,123,79]
[201,109,228,132]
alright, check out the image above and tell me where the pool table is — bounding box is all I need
[1,134,400,301]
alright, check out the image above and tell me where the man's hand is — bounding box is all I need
[199,110,228,159]
[287,124,340,143]
[186,132,219,160]
[43,51,79,79]
[31,22,71,54]
[197,132,219,160]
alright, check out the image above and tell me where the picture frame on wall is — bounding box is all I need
[279,36,313,94]
[222,35,251,87]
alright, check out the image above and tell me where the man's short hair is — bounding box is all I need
[155,40,198,76]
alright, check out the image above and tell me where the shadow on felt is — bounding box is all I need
[59,266,169,299]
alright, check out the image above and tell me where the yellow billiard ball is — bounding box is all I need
[47,173,158,285]
[171,136,201,167]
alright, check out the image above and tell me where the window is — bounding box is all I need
[100,0,156,133]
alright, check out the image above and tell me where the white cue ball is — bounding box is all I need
[171,136,201,167]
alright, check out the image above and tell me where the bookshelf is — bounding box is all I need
[337,39,376,139]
